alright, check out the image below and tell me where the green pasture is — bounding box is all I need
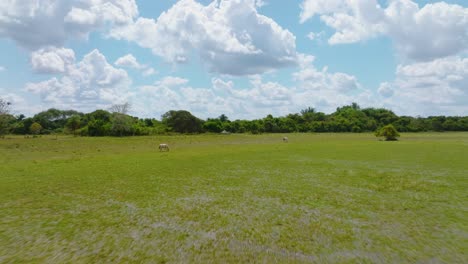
[0,133,467,263]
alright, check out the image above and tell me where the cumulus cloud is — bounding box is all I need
[378,56,468,116]
[291,54,375,113]
[300,0,468,61]
[155,76,189,87]
[378,82,394,98]
[137,55,373,119]
[255,0,267,8]
[22,49,468,119]
[294,55,360,93]
[306,31,325,42]
[26,49,131,111]
[133,58,373,120]
[31,47,76,74]
[139,81,184,114]
[0,0,138,50]
[0,91,32,115]
[137,76,230,119]
[229,75,293,108]
[142,68,157,77]
[114,54,144,69]
[0,66,5,71]
[110,0,298,75]
[136,75,294,119]
[114,53,157,77]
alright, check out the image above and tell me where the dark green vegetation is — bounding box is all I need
[1,100,468,137]
[375,124,400,141]
[1,133,467,262]
[0,99,13,137]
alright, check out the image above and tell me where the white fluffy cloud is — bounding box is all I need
[255,0,267,8]
[134,56,373,119]
[0,0,138,50]
[377,82,394,98]
[137,76,228,119]
[142,68,157,77]
[136,75,294,119]
[155,76,189,87]
[26,49,131,111]
[114,53,157,77]
[111,0,298,75]
[294,55,360,93]
[0,91,32,115]
[378,56,468,116]
[300,0,468,61]
[114,54,143,69]
[31,47,76,74]
[225,75,293,108]
[291,54,375,113]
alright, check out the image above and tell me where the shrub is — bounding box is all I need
[29,122,43,135]
[375,124,400,141]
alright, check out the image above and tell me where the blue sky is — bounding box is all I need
[0,0,467,119]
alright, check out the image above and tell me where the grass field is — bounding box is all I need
[1,133,467,263]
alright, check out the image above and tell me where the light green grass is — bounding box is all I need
[1,133,467,263]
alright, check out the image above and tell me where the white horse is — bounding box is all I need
[283,137,288,143]
[159,143,169,152]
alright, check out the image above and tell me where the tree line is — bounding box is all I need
[1,100,467,137]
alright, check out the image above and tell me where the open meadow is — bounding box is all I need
[0,133,467,263]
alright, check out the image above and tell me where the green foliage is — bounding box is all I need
[362,107,398,127]
[0,99,12,137]
[162,110,203,133]
[111,113,135,136]
[0,114,14,137]
[65,115,81,135]
[85,110,112,136]
[29,122,43,135]
[33,109,82,133]
[218,114,229,122]
[203,120,223,133]
[300,106,315,115]
[375,124,400,141]
[4,103,468,137]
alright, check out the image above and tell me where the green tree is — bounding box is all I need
[0,99,13,137]
[429,116,445,131]
[362,107,398,127]
[162,110,203,133]
[333,103,369,132]
[30,122,43,135]
[375,124,400,141]
[66,115,81,136]
[219,114,229,123]
[33,108,82,133]
[300,107,315,115]
[203,119,222,133]
[263,115,280,133]
[111,113,134,136]
[84,110,112,136]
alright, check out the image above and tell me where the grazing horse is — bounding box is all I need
[283,137,288,143]
[159,143,169,152]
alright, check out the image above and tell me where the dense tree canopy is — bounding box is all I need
[0,99,13,137]
[162,110,203,133]
[1,103,468,137]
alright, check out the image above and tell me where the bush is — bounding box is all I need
[375,124,400,141]
[29,122,43,135]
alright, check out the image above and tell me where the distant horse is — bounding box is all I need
[159,143,170,152]
[283,137,288,143]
